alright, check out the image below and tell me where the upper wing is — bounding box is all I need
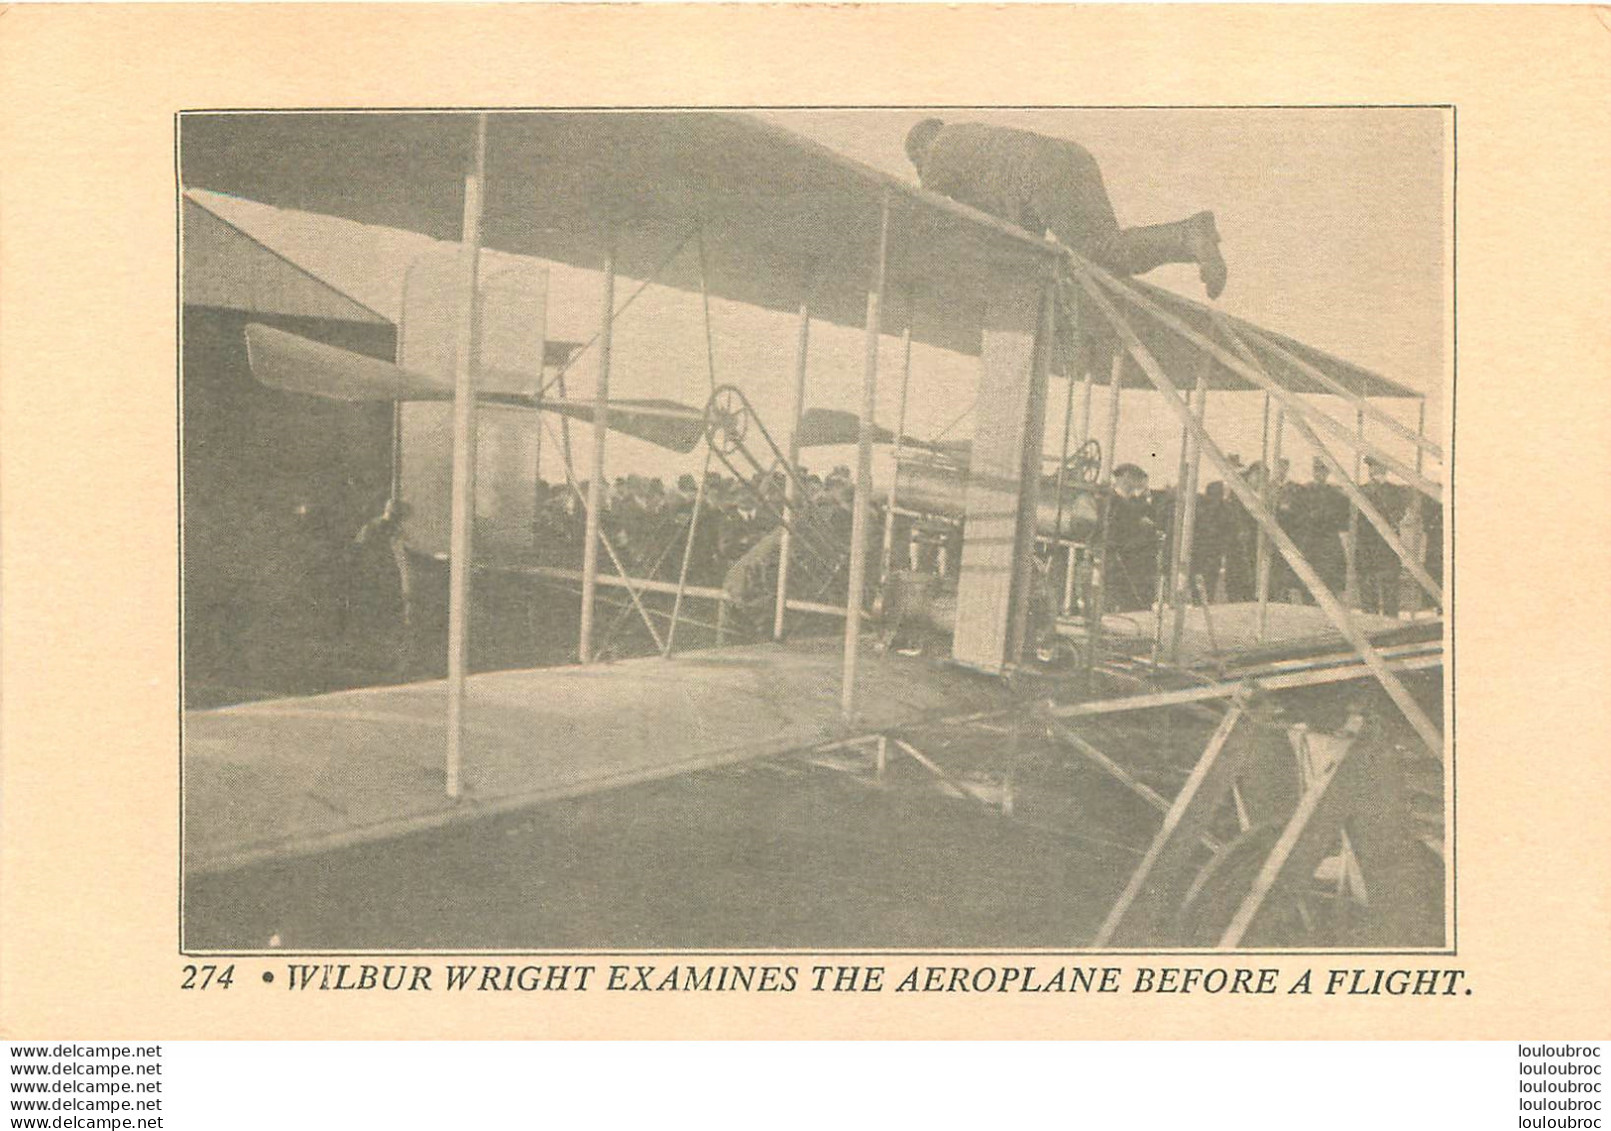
[181,113,1060,359]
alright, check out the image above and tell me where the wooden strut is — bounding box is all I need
[1090,270,1442,504]
[537,415,666,652]
[774,301,812,640]
[577,244,616,664]
[534,228,699,402]
[664,448,712,656]
[1042,714,1224,855]
[890,738,1011,811]
[1168,362,1210,662]
[1254,392,1272,628]
[1347,407,1364,601]
[1217,714,1369,948]
[880,299,915,582]
[1157,360,1206,664]
[664,226,725,654]
[1051,299,1080,571]
[841,190,892,721]
[444,114,488,801]
[1258,402,1285,640]
[1094,699,1250,947]
[1215,315,1441,606]
[1083,348,1126,671]
[1237,320,1443,463]
[1065,364,1094,616]
[1071,264,1443,757]
[1053,373,1078,616]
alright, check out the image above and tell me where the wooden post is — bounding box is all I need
[842,192,891,721]
[774,301,811,640]
[1257,403,1284,640]
[1169,368,1210,662]
[444,114,488,801]
[1076,368,1094,447]
[1411,397,1428,613]
[1416,399,1427,477]
[1346,406,1364,607]
[664,447,712,656]
[1066,367,1093,615]
[1095,702,1251,946]
[1100,351,1122,484]
[879,310,915,582]
[1050,368,1077,616]
[1253,394,1271,623]
[578,246,616,664]
[1086,351,1125,656]
[555,368,574,481]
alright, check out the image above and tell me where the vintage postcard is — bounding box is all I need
[1,5,1606,1039]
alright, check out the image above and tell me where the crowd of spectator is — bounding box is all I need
[527,464,864,595]
[1098,454,1443,618]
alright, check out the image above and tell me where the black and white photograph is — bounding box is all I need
[177,107,1449,954]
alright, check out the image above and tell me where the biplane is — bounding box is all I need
[179,110,1447,951]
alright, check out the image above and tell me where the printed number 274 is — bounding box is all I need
[181,964,235,989]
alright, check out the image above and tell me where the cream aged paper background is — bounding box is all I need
[1,5,1607,1038]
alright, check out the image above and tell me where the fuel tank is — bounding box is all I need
[894,455,1100,542]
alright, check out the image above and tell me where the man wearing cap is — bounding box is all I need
[1356,456,1407,617]
[904,118,1229,299]
[1104,464,1162,613]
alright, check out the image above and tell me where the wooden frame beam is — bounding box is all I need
[1089,268,1442,503]
[1094,701,1252,946]
[1237,321,1443,462]
[1072,264,1443,757]
[774,301,812,640]
[444,113,488,800]
[842,190,892,720]
[1168,364,1210,661]
[577,246,616,664]
[880,303,916,582]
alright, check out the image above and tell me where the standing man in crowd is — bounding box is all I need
[1292,457,1351,600]
[1356,456,1408,617]
[1191,479,1230,603]
[1105,463,1162,614]
[904,118,1229,299]
[351,497,415,679]
[1223,462,1266,603]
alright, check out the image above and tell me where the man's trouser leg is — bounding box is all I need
[1089,214,1228,299]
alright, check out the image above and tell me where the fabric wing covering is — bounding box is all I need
[244,323,705,453]
[187,111,1417,398]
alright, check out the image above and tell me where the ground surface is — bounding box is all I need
[184,754,1142,951]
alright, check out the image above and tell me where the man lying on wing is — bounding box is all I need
[904,118,1228,299]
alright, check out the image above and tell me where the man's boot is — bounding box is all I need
[1097,211,1228,299]
[1184,211,1228,300]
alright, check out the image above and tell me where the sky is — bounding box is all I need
[549,107,1450,492]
